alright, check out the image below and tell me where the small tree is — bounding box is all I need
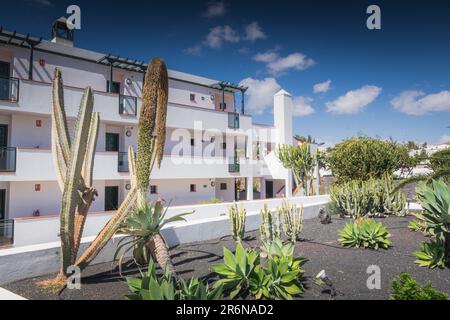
[326,137,415,182]
[276,144,317,196]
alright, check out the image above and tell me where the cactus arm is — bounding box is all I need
[72,112,100,261]
[75,188,138,269]
[51,69,71,190]
[82,112,99,187]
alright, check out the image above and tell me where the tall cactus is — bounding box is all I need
[259,204,280,244]
[229,203,247,243]
[280,201,303,244]
[51,69,99,278]
[75,57,169,270]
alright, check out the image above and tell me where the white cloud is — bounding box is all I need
[244,22,267,42]
[313,80,332,94]
[326,85,382,114]
[253,51,315,75]
[292,96,315,117]
[239,77,281,115]
[205,25,240,49]
[239,77,315,116]
[203,1,227,18]
[391,90,450,116]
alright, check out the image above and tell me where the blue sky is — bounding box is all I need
[1,0,450,146]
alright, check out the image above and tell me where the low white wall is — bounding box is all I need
[13,195,330,247]
[0,196,329,285]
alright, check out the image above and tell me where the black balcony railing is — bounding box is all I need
[0,219,14,247]
[228,112,240,129]
[119,95,137,116]
[0,76,19,103]
[228,161,240,173]
[0,147,16,172]
[118,152,129,172]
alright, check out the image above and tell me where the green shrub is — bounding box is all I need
[326,137,414,182]
[330,176,407,218]
[390,273,448,300]
[429,148,450,182]
[212,242,306,300]
[338,218,391,250]
[126,259,223,300]
[197,198,224,205]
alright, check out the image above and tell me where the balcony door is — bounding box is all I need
[265,181,274,199]
[105,186,119,211]
[0,125,9,171]
[0,61,11,101]
[105,133,120,152]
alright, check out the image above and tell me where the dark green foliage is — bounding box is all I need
[326,137,416,182]
[390,273,448,300]
[126,259,223,300]
[212,242,306,300]
[338,218,391,250]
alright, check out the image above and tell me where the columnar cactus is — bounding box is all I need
[280,201,303,244]
[259,204,280,244]
[229,203,246,242]
[51,69,99,277]
[75,57,169,270]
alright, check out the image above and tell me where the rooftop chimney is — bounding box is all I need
[51,17,74,47]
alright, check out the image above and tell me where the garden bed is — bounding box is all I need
[4,215,450,300]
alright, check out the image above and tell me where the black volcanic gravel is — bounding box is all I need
[4,216,450,300]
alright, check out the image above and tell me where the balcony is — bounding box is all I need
[118,152,129,172]
[119,95,137,116]
[228,159,240,173]
[0,76,19,103]
[0,147,17,172]
[0,219,14,247]
[228,112,240,129]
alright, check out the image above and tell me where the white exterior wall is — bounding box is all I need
[0,35,296,221]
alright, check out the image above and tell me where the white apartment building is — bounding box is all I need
[0,20,296,245]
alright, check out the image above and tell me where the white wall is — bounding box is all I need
[148,178,216,205]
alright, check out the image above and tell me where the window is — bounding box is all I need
[220,102,227,110]
[150,185,158,194]
[107,81,121,94]
[106,133,120,152]
[220,183,227,190]
[222,142,227,150]
[190,184,196,192]
[191,138,195,146]
[190,94,196,102]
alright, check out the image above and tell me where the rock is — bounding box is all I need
[318,207,331,224]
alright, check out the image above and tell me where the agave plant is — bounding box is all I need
[178,278,223,300]
[126,259,223,300]
[414,240,448,269]
[115,200,192,274]
[338,218,391,250]
[212,242,306,300]
[212,243,260,299]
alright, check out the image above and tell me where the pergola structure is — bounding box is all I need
[0,28,42,80]
[97,54,147,92]
[210,81,248,114]
[0,26,249,114]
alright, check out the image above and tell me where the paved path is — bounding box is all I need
[0,287,26,300]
